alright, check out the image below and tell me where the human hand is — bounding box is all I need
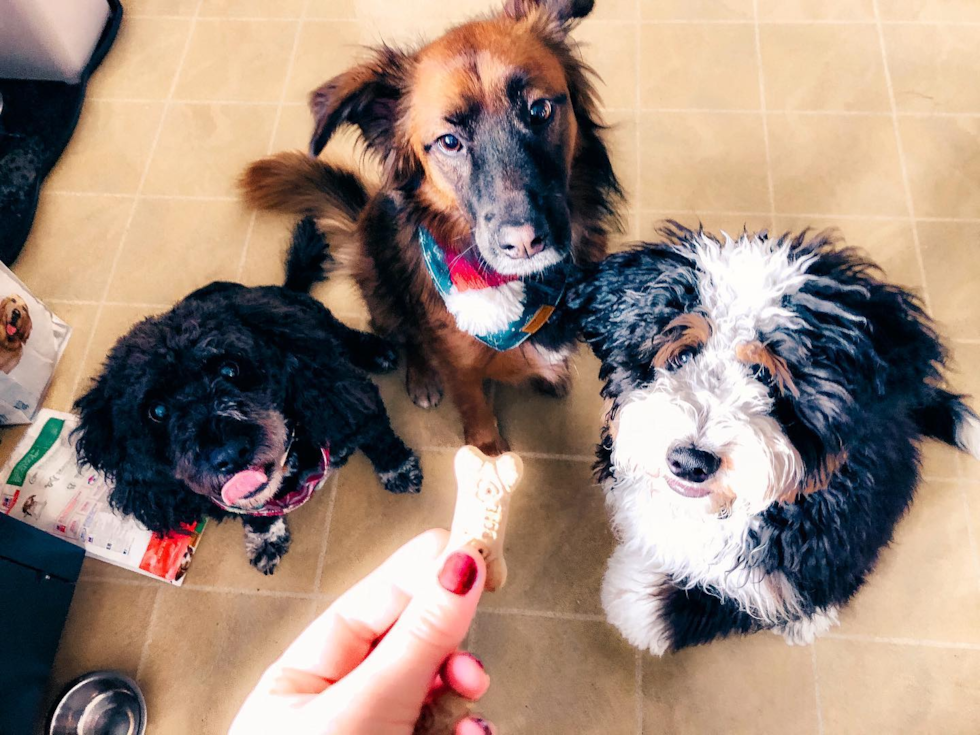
[230,529,495,735]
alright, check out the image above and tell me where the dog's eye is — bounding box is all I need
[219,360,240,380]
[666,349,696,372]
[437,134,463,154]
[753,364,774,385]
[528,99,553,125]
[147,402,168,423]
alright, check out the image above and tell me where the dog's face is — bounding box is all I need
[307,0,600,277]
[82,295,293,512]
[406,19,579,276]
[577,229,882,518]
[0,295,32,350]
[73,284,366,530]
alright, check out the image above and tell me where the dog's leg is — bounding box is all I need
[243,516,291,575]
[359,419,423,495]
[445,368,508,456]
[601,545,675,655]
[327,315,399,373]
[773,607,840,646]
[656,582,762,652]
[406,345,444,409]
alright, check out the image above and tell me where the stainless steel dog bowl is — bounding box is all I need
[48,671,147,735]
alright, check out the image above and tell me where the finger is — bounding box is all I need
[441,652,489,701]
[269,529,449,687]
[456,716,496,735]
[320,546,486,718]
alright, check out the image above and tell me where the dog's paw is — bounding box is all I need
[379,454,423,494]
[371,344,399,373]
[601,549,673,656]
[407,365,443,409]
[244,518,291,575]
[774,607,839,646]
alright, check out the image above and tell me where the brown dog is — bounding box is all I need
[0,294,32,374]
[242,0,621,454]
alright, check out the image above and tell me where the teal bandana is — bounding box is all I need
[418,226,567,351]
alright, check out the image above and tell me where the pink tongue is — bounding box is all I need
[5,324,16,336]
[220,469,268,506]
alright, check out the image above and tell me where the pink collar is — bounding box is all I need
[211,447,331,517]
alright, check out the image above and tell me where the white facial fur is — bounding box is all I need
[610,232,814,518]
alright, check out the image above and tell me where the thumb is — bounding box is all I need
[326,547,485,719]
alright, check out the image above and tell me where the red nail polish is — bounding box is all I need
[471,717,493,735]
[438,551,477,595]
[466,652,485,671]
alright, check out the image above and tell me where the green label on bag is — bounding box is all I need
[6,417,65,487]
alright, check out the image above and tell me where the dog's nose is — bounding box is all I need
[498,224,547,259]
[11,309,19,323]
[210,435,253,475]
[667,444,721,484]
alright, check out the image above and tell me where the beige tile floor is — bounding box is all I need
[5,0,980,732]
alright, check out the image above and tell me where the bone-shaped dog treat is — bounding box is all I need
[447,445,524,592]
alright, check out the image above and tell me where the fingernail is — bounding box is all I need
[466,652,485,671]
[470,717,494,735]
[439,551,478,595]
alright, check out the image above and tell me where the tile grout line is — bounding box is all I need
[751,0,776,231]
[632,0,642,240]
[311,474,341,593]
[236,0,310,282]
[824,632,980,651]
[811,646,825,735]
[634,650,644,735]
[870,0,931,314]
[180,583,321,599]
[135,587,163,681]
[67,0,205,404]
[477,607,607,622]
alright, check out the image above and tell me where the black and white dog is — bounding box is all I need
[73,219,422,574]
[571,225,980,653]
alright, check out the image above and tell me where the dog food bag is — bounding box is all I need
[0,409,207,585]
[0,262,71,424]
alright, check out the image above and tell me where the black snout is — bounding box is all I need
[667,444,721,484]
[11,309,20,324]
[498,224,548,260]
[209,435,254,475]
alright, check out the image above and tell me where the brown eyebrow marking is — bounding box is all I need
[651,313,713,370]
[735,341,799,398]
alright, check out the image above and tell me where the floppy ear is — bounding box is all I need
[19,306,31,342]
[504,0,595,27]
[74,375,212,533]
[73,376,124,481]
[309,46,409,158]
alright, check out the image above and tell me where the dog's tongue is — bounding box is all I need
[220,469,268,506]
[5,324,16,336]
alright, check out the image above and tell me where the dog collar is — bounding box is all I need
[210,445,331,517]
[418,226,567,351]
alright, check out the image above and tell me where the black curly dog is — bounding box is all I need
[74,218,422,574]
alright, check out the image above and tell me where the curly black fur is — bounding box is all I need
[570,225,980,651]
[73,219,420,573]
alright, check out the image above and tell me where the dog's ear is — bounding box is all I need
[107,470,212,534]
[309,46,410,158]
[19,308,31,342]
[503,0,595,28]
[74,373,211,534]
[73,376,124,480]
